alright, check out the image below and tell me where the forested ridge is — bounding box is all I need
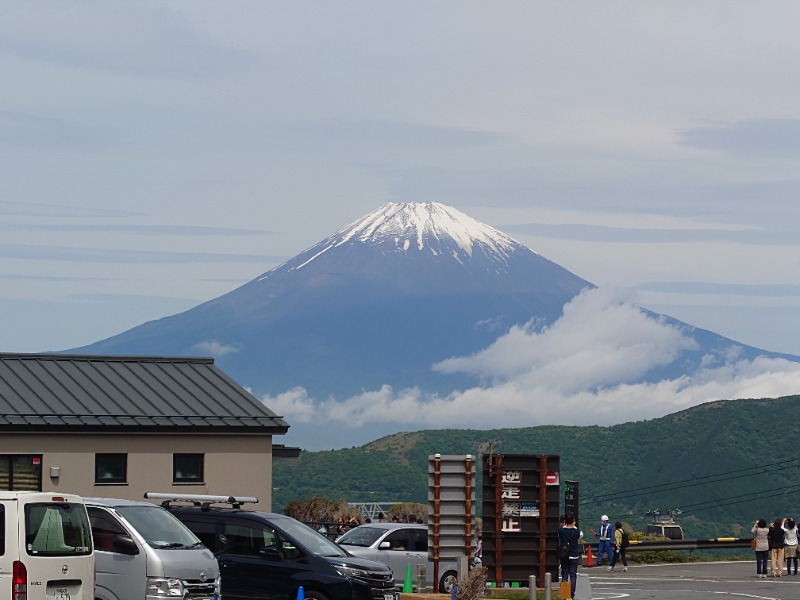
[273,395,800,538]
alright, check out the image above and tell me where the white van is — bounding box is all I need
[84,498,219,600]
[0,491,94,600]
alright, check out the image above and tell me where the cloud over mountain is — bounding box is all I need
[265,286,800,436]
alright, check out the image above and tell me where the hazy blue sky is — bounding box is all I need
[3,0,800,367]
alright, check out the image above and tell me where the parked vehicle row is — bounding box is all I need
[2,491,447,600]
[143,493,395,600]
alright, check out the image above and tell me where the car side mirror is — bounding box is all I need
[112,534,140,555]
[379,541,391,550]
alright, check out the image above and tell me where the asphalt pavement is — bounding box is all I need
[581,560,800,599]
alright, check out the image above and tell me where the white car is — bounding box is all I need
[0,492,95,600]
[336,522,458,593]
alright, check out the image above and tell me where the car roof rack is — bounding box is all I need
[144,492,259,510]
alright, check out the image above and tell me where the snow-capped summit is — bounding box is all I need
[288,202,522,273]
[260,201,580,295]
[302,202,520,266]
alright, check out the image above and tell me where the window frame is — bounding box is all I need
[0,455,43,491]
[87,506,128,552]
[95,453,128,485]
[172,453,204,484]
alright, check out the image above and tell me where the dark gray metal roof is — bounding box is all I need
[0,353,289,434]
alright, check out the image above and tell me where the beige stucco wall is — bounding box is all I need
[0,432,274,510]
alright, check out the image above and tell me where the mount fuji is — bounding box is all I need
[72,202,800,449]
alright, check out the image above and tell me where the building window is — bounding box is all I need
[0,455,43,491]
[173,454,204,483]
[95,454,127,484]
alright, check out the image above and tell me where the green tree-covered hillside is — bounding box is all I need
[273,395,800,538]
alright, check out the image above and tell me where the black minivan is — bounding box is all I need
[145,493,395,600]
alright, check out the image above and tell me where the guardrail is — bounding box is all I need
[596,538,753,552]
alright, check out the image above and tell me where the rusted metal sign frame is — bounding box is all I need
[428,454,476,590]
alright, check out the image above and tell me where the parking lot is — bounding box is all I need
[583,560,800,599]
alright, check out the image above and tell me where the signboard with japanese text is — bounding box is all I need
[564,480,579,526]
[481,454,560,586]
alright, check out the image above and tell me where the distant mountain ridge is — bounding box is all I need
[71,202,800,448]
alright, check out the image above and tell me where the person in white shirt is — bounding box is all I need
[783,518,798,575]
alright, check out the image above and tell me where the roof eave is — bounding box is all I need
[0,424,290,435]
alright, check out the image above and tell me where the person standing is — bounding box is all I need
[752,518,770,578]
[608,521,628,572]
[471,533,483,568]
[768,518,786,577]
[558,513,581,599]
[784,518,798,575]
[592,515,614,567]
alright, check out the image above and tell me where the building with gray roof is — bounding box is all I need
[0,353,296,508]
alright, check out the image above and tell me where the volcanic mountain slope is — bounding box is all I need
[75,203,595,396]
[73,202,796,407]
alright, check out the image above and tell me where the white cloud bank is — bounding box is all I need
[262,287,800,430]
[191,340,240,357]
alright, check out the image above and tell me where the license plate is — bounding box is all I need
[49,588,71,600]
[384,594,395,600]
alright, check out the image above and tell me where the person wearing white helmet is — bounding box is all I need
[591,515,614,567]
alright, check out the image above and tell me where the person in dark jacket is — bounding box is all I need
[768,518,786,577]
[558,513,581,599]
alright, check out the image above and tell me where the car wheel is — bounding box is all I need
[301,590,329,600]
[439,570,457,593]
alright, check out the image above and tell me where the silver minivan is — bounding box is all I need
[336,522,458,593]
[85,498,220,600]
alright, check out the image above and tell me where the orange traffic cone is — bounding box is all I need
[586,544,594,567]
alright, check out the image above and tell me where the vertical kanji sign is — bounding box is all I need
[481,454,560,585]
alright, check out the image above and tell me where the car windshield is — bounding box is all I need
[273,516,348,557]
[116,505,202,549]
[336,526,386,547]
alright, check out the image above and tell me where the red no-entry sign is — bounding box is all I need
[545,471,559,486]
